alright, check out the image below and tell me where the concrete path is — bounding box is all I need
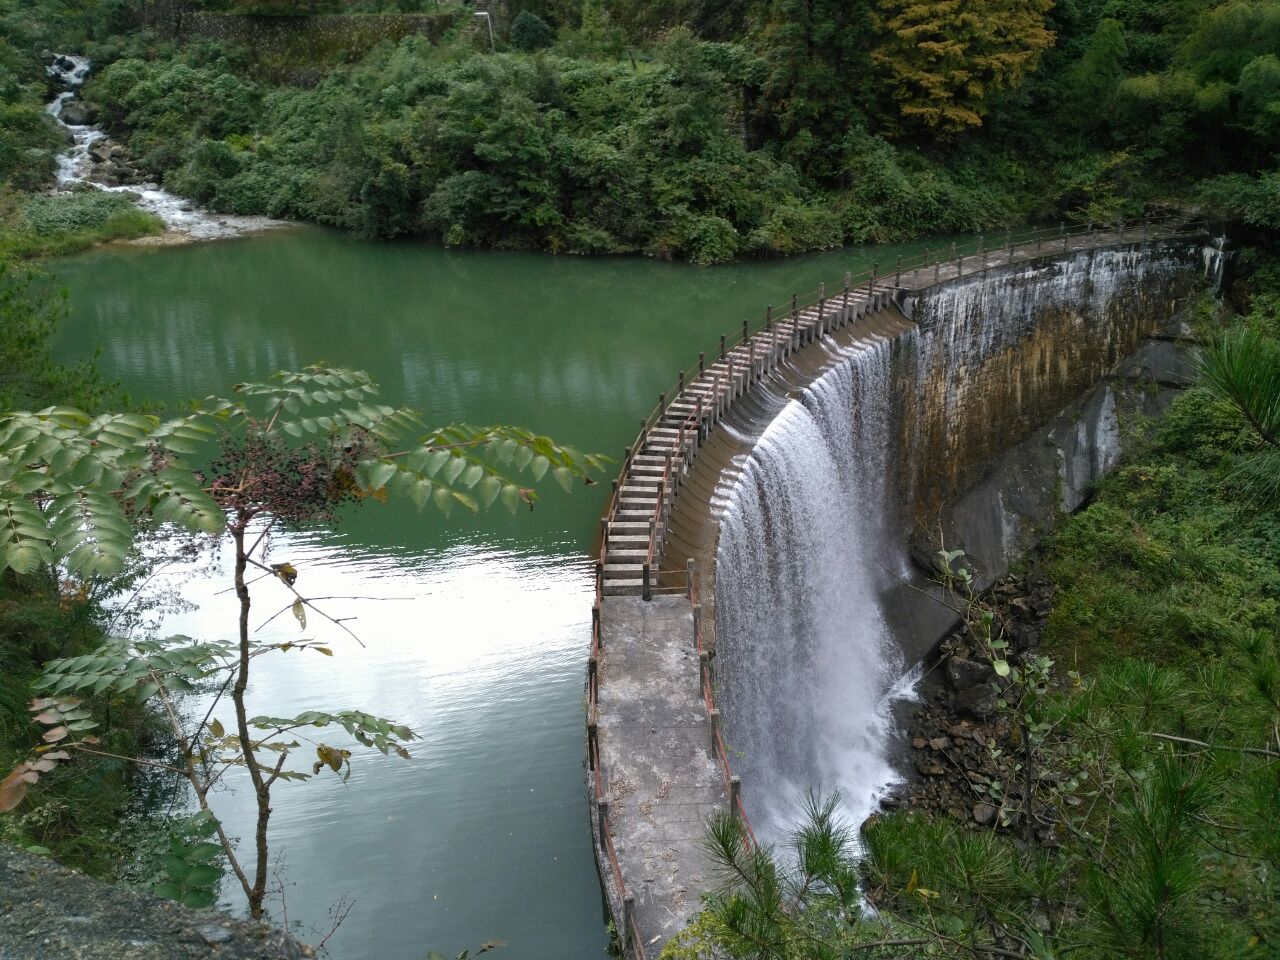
[593,595,727,957]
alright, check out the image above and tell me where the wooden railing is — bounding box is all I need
[604,214,1210,600]
[587,565,648,959]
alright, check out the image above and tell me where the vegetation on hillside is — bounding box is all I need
[666,260,1280,958]
[2,0,1278,261]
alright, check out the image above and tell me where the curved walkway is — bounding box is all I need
[586,217,1210,959]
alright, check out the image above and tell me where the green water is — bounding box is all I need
[50,226,944,959]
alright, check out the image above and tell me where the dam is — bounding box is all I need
[585,218,1218,958]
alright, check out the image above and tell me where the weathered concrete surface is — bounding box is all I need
[590,596,726,958]
[0,844,308,959]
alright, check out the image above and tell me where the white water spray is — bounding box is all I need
[714,337,915,843]
[44,55,278,241]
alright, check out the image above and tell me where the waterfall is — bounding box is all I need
[1202,237,1232,294]
[714,337,913,842]
[44,55,278,241]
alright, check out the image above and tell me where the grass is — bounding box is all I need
[0,191,164,260]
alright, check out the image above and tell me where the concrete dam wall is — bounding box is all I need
[588,225,1216,959]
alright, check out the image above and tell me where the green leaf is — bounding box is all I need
[180,888,218,909]
[185,864,221,887]
[186,842,223,863]
[153,880,182,901]
[164,855,192,882]
[362,460,397,491]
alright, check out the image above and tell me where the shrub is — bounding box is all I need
[511,11,554,52]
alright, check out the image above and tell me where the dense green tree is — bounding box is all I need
[1067,18,1127,134]
[752,0,876,180]
[511,10,554,51]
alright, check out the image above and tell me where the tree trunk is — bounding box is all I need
[231,520,271,920]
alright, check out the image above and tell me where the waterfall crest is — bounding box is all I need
[714,337,913,841]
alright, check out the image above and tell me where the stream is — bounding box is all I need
[45,54,277,241]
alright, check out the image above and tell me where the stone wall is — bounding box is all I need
[142,4,459,68]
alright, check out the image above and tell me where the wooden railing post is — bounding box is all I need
[817,281,826,336]
[730,776,741,818]
[698,351,705,374]
[623,894,635,951]
[719,335,726,361]
[742,319,748,343]
[709,708,720,757]
[894,256,901,286]
[597,798,609,844]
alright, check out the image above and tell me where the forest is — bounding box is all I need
[0,0,1277,260]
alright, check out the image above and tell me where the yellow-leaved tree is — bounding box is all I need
[872,0,1055,134]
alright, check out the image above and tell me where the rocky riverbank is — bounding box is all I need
[0,844,309,960]
[880,569,1068,841]
[42,53,280,245]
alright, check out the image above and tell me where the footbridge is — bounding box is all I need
[585,217,1215,959]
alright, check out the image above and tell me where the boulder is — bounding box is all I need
[953,684,1000,720]
[972,802,997,825]
[946,655,993,691]
[59,101,98,126]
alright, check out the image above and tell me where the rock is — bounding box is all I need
[965,770,989,785]
[59,101,98,126]
[0,843,308,958]
[972,802,997,825]
[928,736,949,751]
[1008,620,1038,653]
[916,761,946,777]
[954,684,1000,720]
[197,924,233,944]
[946,655,993,691]
[911,736,928,749]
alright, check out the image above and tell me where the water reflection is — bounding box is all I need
[162,531,599,959]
